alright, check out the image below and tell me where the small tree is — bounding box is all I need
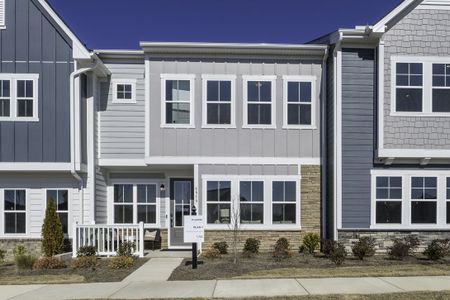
[228,196,240,264]
[41,199,64,257]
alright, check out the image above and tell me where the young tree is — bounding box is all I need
[41,199,65,257]
[228,196,241,264]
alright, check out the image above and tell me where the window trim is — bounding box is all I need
[112,79,137,104]
[205,180,232,225]
[282,75,317,129]
[1,189,29,237]
[242,75,277,129]
[45,189,71,236]
[0,74,39,122]
[201,74,236,129]
[271,180,298,225]
[0,0,5,30]
[160,74,195,128]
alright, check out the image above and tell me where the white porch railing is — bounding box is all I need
[72,222,145,258]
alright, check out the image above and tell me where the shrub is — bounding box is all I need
[388,236,420,260]
[423,239,450,261]
[71,256,98,269]
[243,238,260,256]
[303,233,320,254]
[13,245,27,257]
[329,243,347,266]
[109,256,135,269]
[41,199,65,257]
[0,249,5,263]
[15,255,36,270]
[212,242,228,255]
[117,241,135,257]
[352,237,376,260]
[321,239,337,257]
[33,256,66,270]
[272,237,291,259]
[203,247,221,259]
[77,246,97,257]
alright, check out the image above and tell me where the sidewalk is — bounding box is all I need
[2,275,450,300]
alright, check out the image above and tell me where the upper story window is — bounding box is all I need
[0,74,39,121]
[432,64,450,112]
[161,74,195,128]
[283,76,315,128]
[202,75,236,128]
[112,79,136,103]
[395,63,423,112]
[243,76,276,128]
[0,0,5,29]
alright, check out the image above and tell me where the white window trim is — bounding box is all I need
[242,75,277,129]
[44,188,71,236]
[391,56,450,117]
[282,75,317,129]
[0,74,39,122]
[202,175,301,231]
[0,0,5,30]
[160,74,195,128]
[112,79,137,104]
[201,74,236,129]
[0,189,29,237]
[370,169,450,230]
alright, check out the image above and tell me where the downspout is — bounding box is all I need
[320,47,329,241]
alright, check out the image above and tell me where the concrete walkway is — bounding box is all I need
[123,258,184,282]
[2,276,450,299]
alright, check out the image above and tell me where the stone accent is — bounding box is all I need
[338,230,450,253]
[0,239,42,261]
[160,229,168,249]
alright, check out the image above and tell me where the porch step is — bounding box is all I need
[123,258,184,282]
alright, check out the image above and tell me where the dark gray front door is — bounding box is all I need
[169,179,193,247]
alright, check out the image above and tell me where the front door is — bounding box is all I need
[169,178,193,248]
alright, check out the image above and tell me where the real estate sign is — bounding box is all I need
[184,216,205,243]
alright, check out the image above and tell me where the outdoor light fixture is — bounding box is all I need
[160,184,166,192]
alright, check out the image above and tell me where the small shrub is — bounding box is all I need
[321,239,337,257]
[212,242,228,255]
[13,245,27,258]
[388,236,420,260]
[329,243,347,266]
[109,256,135,269]
[243,238,260,256]
[423,239,450,261]
[33,256,66,270]
[41,199,65,257]
[298,245,306,253]
[71,256,98,269]
[117,241,135,257]
[77,246,97,257]
[272,237,291,259]
[303,233,320,254]
[203,248,221,259]
[0,249,5,262]
[15,255,36,270]
[352,237,376,260]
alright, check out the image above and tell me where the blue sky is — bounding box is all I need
[48,0,402,50]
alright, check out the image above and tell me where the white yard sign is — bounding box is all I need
[184,216,205,243]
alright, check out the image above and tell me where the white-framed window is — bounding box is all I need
[282,75,316,128]
[432,64,450,113]
[161,74,195,128]
[202,75,236,128]
[272,181,297,224]
[374,176,402,224]
[137,184,157,224]
[411,177,437,224]
[46,189,69,234]
[394,62,423,113]
[114,184,133,224]
[0,74,39,121]
[240,181,264,225]
[4,190,26,234]
[112,79,136,103]
[242,75,276,128]
[206,181,231,224]
[0,0,5,29]
[447,177,450,224]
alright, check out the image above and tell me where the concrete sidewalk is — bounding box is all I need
[2,276,450,300]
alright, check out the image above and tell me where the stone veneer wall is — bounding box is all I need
[0,239,42,261]
[338,231,450,253]
[202,165,321,251]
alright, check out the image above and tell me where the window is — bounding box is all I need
[240,181,264,224]
[243,76,276,127]
[272,181,296,224]
[202,75,235,127]
[4,190,26,234]
[174,181,191,227]
[0,0,5,29]
[432,64,450,112]
[112,80,136,103]
[161,75,194,127]
[411,177,437,224]
[375,177,402,224]
[137,185,157,224]
[395,63,423,112]
[447,178,450,224]
[283,76,315,128]
[47,190,69,234]
[0,74,38,121]
[206,181,231,224]
[114,184,133,224]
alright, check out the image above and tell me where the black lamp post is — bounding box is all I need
[191,205,198,269]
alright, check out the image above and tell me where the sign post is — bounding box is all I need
[184,207,204,269]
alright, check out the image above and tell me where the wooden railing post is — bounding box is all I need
[139,222,144,258]
[72,222,78,258]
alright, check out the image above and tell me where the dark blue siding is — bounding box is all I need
[341,48,375,229]
[0,0,73,162]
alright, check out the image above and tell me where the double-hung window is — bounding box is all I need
[161,75,195,127]
[206,181,231,224]
[411,177,437,224]
[243,76,276,127]
[137,185,157,224]
[112,79,136,103]
[272,181,297,224]
[239,181,264,224]
[47,190,69,234]
[447,178,450,224]
[395,63,423,112]
[0,74,38,121]
[432,64,450,112]
[283,76,315,128]
[4,190,26,234]
[0,79,10,117]
[202,75,235,127]
[114,184,134,224]
[375,177,402,224]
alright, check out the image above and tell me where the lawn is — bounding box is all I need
[0,257,148,285]
[169,252,450,281]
